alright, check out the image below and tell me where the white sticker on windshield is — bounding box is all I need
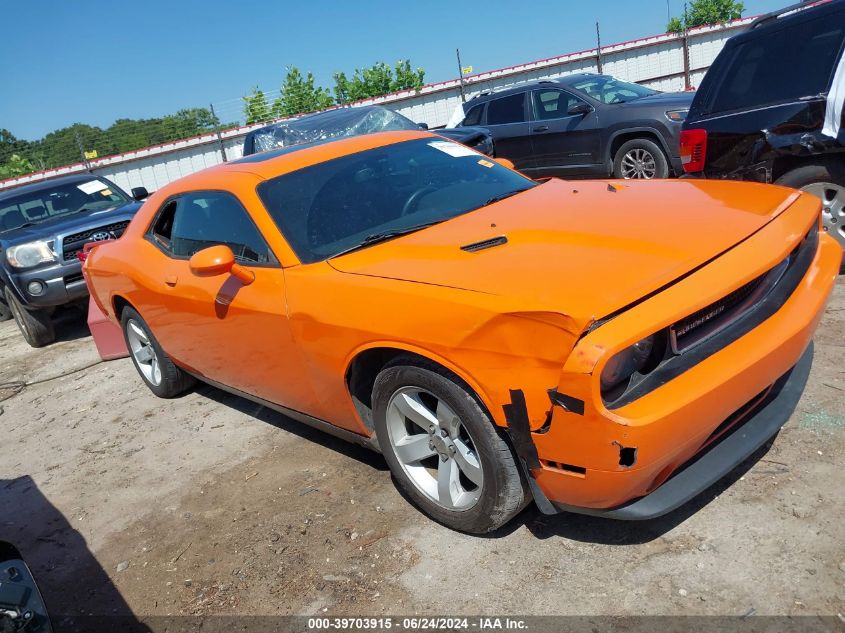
[428,141,477,158]
[77,180,108,195]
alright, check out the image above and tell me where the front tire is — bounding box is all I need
[120,306,195,398]
[776,164,845,266]
[3,287,55,347]
[613,138,669,179]
[372,357,528,534]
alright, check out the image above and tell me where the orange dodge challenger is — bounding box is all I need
[84,130,841,533]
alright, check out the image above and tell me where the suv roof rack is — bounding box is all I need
[750,0,833,30]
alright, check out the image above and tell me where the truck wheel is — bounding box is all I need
[0,296,11,322]
[3,287,55,347]
[121,306,195,398]
[776,164,845,265]
[613,138,669,179]
[372,357,528,534]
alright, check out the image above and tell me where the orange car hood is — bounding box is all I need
[329,178,799,328]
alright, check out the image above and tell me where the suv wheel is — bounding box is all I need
[776,164,845,264]
[121,306,195,398]
[3,287,55,347]
[372,357,528,534]
[613,139,669,179]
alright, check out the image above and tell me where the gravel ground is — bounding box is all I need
[1,280,843,622]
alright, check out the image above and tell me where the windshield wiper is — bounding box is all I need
[330,221,442,258]
[483,188,529,206]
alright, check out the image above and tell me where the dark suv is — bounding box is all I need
[681,0,845,255]
[454,73,694,179]
[0,175,145,346]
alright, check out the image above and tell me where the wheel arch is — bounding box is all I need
[607,127,672,165]
[344,343,501,432]
[771,153,845,184]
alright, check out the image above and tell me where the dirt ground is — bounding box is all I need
[1,280,844,622]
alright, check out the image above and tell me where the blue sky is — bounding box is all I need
[3,0,787,140]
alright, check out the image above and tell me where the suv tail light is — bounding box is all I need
[680,128,707,173]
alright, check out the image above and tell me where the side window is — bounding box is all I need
[485,93,527,125]
[532,89,585,120]
[151,192,274,264]
[462,103,484,126]
[707,15,845,114]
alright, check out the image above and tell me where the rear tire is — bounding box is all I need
[3,287,55,347]
[776,164,845,269]
[372,356,528,534]
[613,138,670,179]
[120,306,195,398]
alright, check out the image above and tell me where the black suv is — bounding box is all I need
[0,175,146,347]
[454,73,694,179]
[681,0,845,254]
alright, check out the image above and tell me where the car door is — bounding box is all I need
[142,190,318,414]
[480,91,534,170]
[528,88,603,175]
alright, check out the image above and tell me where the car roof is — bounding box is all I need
[465,73,603,104]
[744,0,845,38]
[159,130,434,195]
[0,174,109,202]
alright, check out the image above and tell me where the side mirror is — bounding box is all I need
[417,122,429,130]
[495,157,515,170]
[189,245,254,285]
[131,187,149,201]
[568,103,592,116]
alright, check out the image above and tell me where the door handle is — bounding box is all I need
[164,274,178,287]
[533,126,549,132]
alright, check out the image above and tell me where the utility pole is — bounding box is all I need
[74,128,91,172]
[210,103,227,163]
[682,2,692,89]
[596,22,603,74]
[456,48,467,103]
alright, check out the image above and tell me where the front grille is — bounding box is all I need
[62,221,130,261]
[670,274,767,352]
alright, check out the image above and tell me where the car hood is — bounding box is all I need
[625,91,695,108]
[0,201,141,246]
[329,178,799,330]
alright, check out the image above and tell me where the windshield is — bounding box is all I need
[571,76,658,104]
[250,107,420,154]
[257,138,535,263]
[0,178,129,233]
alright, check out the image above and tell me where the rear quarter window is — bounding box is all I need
[703,13,845,115]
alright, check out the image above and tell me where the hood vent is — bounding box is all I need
[460,235,508,253]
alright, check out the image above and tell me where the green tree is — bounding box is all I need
[273,67,334,117]
[0,154,36,179]
[243,87,272,124]
[667,0,743,32]
[333,60,426,104]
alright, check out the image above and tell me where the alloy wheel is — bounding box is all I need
[800,181,845,241]
[385,386,483,511]
[620,148,657,179]
[126,319,162,386]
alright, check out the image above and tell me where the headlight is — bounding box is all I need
[601,335,655,393]
[5,241,57,268]
[665,109,688,122]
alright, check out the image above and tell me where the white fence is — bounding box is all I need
[0,16,754,194]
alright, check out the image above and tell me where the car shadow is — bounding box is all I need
[0,475,151,632]
[193,383,779,544]
[52,305,91,344]
[195,383,389,472]
[496,437,777,544]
